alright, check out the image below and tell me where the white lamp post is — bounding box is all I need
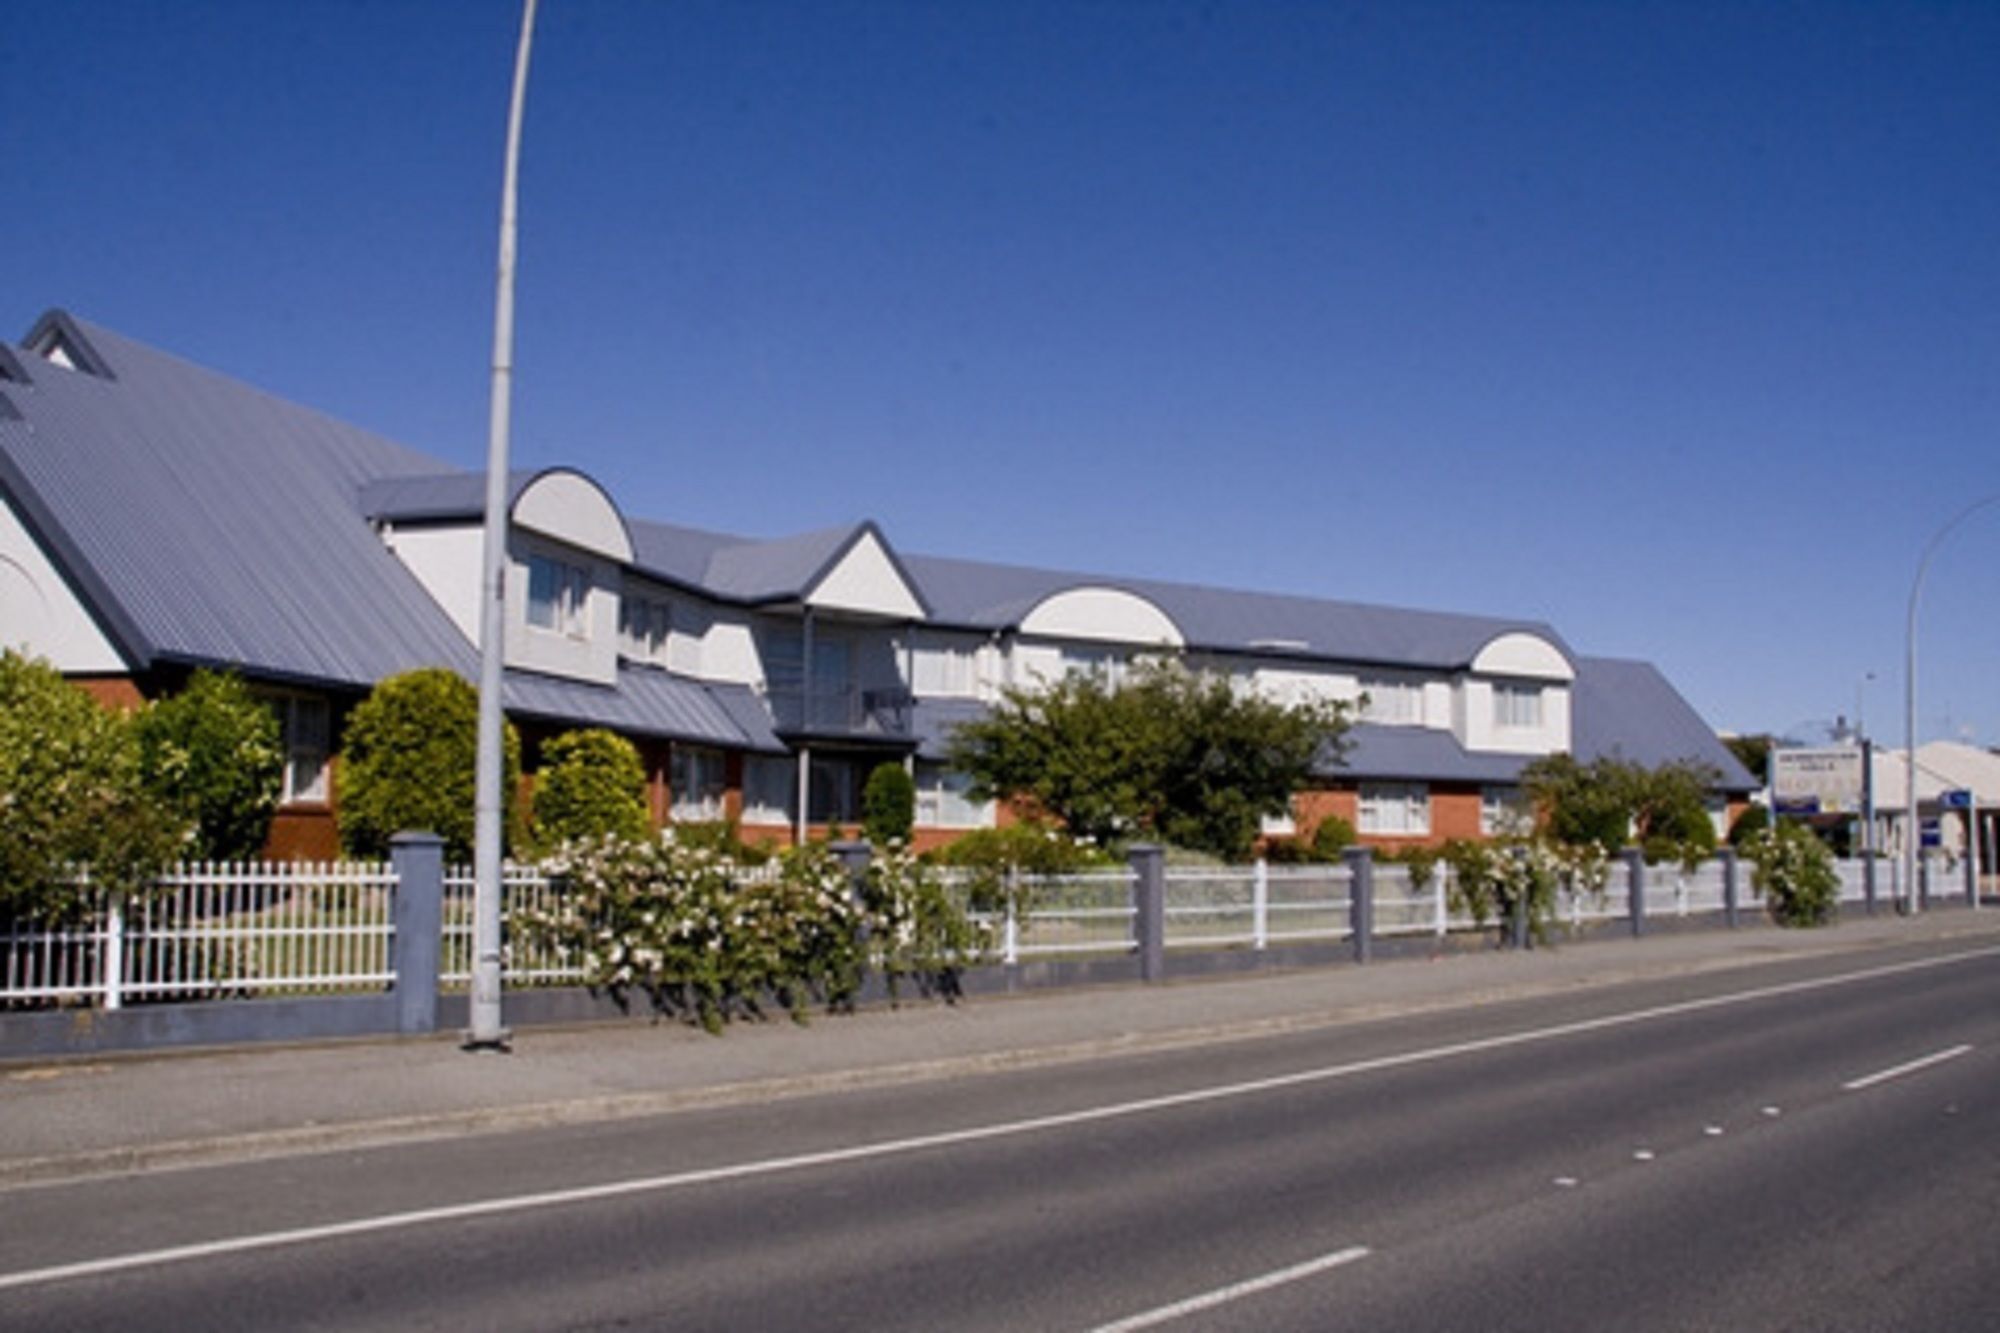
[469,0,540,1049]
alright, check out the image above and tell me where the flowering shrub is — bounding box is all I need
[1443,837,1609,944]
[863,842,991,1001]
[1746,821,1839,927]
[522,831,988,1032]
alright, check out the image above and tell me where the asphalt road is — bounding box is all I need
[4,937,1995,1331]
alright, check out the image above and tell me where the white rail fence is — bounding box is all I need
[0,854,1944,1010]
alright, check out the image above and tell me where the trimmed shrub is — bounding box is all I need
[0,650,186,916]
[532,729,649,850]
[338,668,520,862]
[1311,814,1358,859]
[135,669,284,862]
[861,762,916,847]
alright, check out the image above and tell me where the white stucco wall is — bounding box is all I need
[512,471,632,563]
[806,531,925,620]
[1471,632,1575,682]
[1019,587,1184,647]
[504,535,618,686]
[379,524,482,645]
[0,493,125,670]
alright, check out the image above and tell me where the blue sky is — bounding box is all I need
[5,1,1996,749]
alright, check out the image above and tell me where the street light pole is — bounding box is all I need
[468,0,540,1050]
[1903,492,2000,918]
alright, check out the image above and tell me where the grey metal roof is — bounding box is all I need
[502,664,764,748]
[900,552,1573,672]
[0,313,475,688]
[701,522,871,602]
[1571,656,1758,792]
[1330,725,1533,784]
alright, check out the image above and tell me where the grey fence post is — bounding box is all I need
[1343,847,1374,964]
[1719,848,1739,929]
[1623,848,1646,937]
[390,831,446,1036]
[1863,850,1877,915]
[1129,844,1165,983]
[1508,846,1531,950]
[1919,853,1930,911]
[832,837,873,944]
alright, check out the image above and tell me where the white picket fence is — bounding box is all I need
[1,854,1949,1010]
[2,862,397,1009]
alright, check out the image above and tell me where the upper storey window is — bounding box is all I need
[1493,682,1544,730]
[526,554,589,638]
[1358,676,1423,725]
[620,596,671,665]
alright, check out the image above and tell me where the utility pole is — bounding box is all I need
[468,0,540,1050]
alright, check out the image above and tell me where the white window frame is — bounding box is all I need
[1358,782,1430,836]
[274,695,330,805]
[914,761,994,829]
[1480,785,1531,836]
[620,595,672,665]
[1493,682,1544,730]
[912,642,977,698]
[668,746,728,822]
[1358,676,1423,725]
[527,554,590,638]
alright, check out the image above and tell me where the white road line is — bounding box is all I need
[1085,1246,1372,1333]
[2,942,1995,1294]
[1841,1044,1974,1091]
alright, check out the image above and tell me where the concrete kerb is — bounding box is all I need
[4,909,1993,1192]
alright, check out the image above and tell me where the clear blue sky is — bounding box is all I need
[5,1,1996,749]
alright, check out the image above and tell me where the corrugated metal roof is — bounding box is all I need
[502,664,761,748]
[701,522,869,602]
[901,551,1572,671]
[1330,725,1533,784]
[0,314,474,687]
[1571,656,1758,791]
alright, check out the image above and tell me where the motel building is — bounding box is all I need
[0,311,1755,860]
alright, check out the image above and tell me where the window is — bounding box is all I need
[1493,683,1543,730]
[668,746,728,822]
[912,642,977,697]
[742,755,796,825]
[1060,646,1128,688]
[276,696,330,804]
[1358,676,1423,725]
[1481,785,1531,836]
[526,554,590,637]
[1358,782,1430,836]
[914,762,994,829]
[620,596,671,664]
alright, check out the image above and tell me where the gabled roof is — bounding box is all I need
[902,551,1572,672]
[1571,656,1758,792]
[0,313,473,687]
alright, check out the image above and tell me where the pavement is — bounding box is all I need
[4,907,1998,1190]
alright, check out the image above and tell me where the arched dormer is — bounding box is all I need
[1019,586,1185,648]
[511,469,633,564]
[1471,631,1574,682]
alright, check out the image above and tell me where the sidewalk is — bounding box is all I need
[5,908,1997,1189]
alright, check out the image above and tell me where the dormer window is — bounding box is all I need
[1358,676,1423,725]
[1493,682,1544,730]
[620,596,671,665]
[527,554,589,637]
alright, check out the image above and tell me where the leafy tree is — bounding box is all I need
[531,728,649,850]
[861,762,916,847]
[0,650,187,916]
[134,669,284,862]
[1722,733,1774,786]
[947,658,1351,860]
[337,668,520,862]
[1728,803,1770,846]
[1523,754,1722,864]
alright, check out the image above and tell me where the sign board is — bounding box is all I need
[1921,818,1943,849]
[1772,796,1821,817]
[1940,788,1973,812]
[1771,746,1865,816]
